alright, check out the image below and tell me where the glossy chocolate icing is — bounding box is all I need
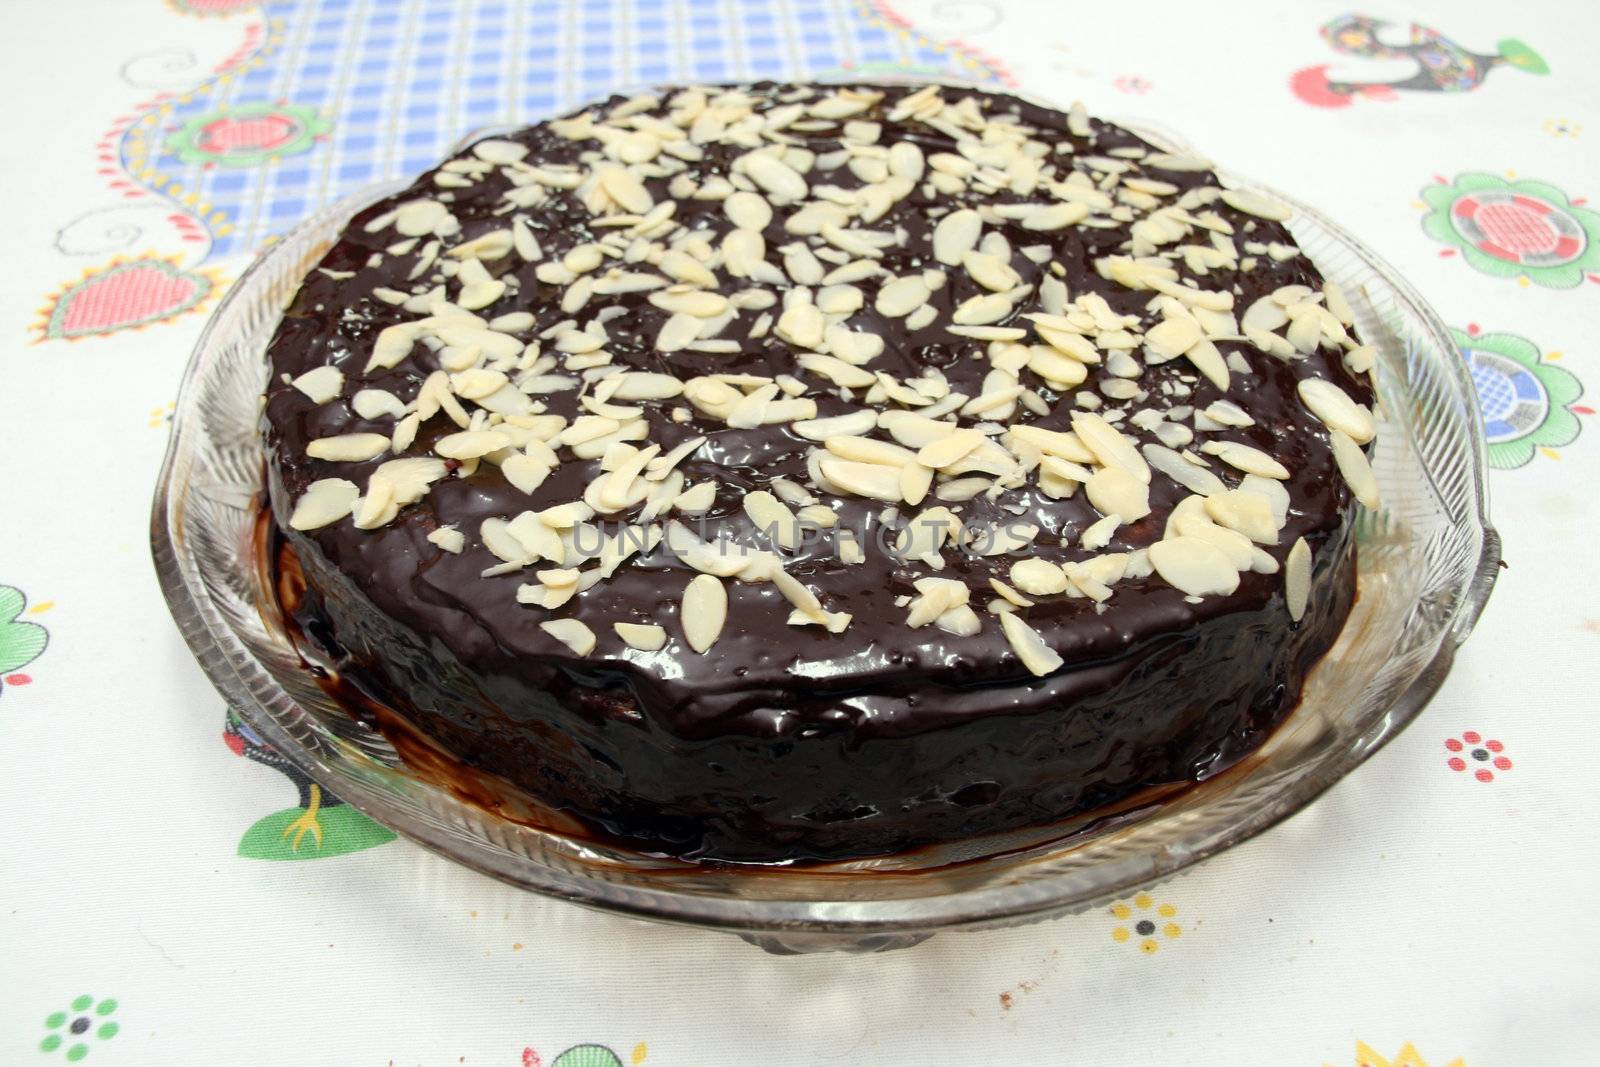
[261,82,1371,862]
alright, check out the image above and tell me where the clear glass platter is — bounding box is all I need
[151,81,1499,954]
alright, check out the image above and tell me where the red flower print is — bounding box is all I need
[1445,730,1513,782]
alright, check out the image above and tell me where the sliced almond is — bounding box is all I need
[906,577,968,628]
[817,457,903,501]
[681,573,728,653]
[649,289,728,317]
[932,209,982,265]
[875,275,930,318]
[1209,441,1290,480]
[352,389,406,420]
[394,198,451,237]
[673,481,717,515]
[1071,412,1150,483]
[1204,489,1281,544]
[609,372,685,402]
[1329,428,1380,508]
[1298,378,1376,444]
[481,517,531,564]
[776,303,826,350]
[962,250,1021,292]
[291,365,344,404]
[990,577,1035,608]
[744,490,800,551]
[1008,424,1097,464]
[435,429,512,460]
[998,611,1063,677]
[1144,317,1201,360]
[952,291,1014,326]
[1172,513,1254,569]
[426,526,465,554]
[915,429,983,470]
[1010,558,1068,596]
[1149,536,1241,597]
[1184,338,1230,390]
[1285,536,1312,622]
[1143,443,1225,496]
[1019,201,1090,231]
[502,453,553,495]
[1085,466,1152,521]
[656,313,702,353]
[597,163,653,214]
[797,354,875,389]
[792,409,877,442]
[288,478,360,530]
[371,457,448,504]
[742,151,808,201]
[614,622,668,651]
[724,191,773,231]
[825,436,916,467]
[899,462,934,506]
[815,283,864,316]
[306,433,389,463]
[540,618,596,657]
[1220,188,1292,221]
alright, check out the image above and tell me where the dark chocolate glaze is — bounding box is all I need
[261,83,1372,863]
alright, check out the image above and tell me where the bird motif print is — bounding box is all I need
[223,706,396,860]
[1292,15,1548,107]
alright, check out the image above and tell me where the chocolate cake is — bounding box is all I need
[260,81,1381,863]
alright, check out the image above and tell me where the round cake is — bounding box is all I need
[261,81,1381,863]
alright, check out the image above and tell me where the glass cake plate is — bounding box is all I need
[151,81,1499,954]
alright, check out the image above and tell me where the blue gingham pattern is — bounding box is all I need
[126,0,984,259]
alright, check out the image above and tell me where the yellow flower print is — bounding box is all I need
[1324,1040,1464,1067]
[1109,892,1182,953]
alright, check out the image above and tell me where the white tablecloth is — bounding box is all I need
[3,1,1596,1063]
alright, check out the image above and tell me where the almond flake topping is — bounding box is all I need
[277,82,1384,672]
[741,151,808,201]
[615,622,668,651]
[289,479,360,530]
[998,611,1063,677]
[1328,428,1380,508]
[681,573,728,653]
[306,433,390,463]
[932,209,982,265]
[1298,378,1377,444]
[541,618,597,656]
[1220,188,1293,222]
[434,430,511,460]
[427,526,466,554]
[292,365,344,404]
[1149,536,1241,598]
[1285,537,1312,622]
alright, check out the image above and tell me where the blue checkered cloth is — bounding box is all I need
[126,0,982,259]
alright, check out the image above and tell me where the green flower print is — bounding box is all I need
[1455,327,1585,468]
[0,585,48,679]
[550,1047,625,1067]
[40,996,119,1061]
[165,103,331,168]
[1422,173,1600,289]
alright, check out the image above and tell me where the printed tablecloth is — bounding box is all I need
[3,1,1597,1063]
